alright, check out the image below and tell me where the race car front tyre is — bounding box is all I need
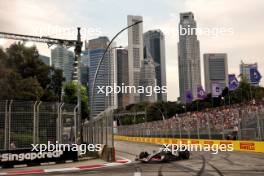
[161,154,170,162]
[178,150,190,160]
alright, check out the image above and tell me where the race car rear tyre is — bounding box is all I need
[178,150,190,160]
[139,152,149,159]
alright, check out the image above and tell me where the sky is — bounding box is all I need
[0,0,264,101]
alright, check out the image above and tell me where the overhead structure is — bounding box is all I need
[0,31,79,48]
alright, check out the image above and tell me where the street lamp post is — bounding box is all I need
[74,28,83,141]
[91,21,143,119]
[152,105,165,121]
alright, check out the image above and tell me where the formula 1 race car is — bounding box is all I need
[135,146,190,163]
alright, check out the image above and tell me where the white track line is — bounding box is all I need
[134,172,141,176]
[44,167,80,173]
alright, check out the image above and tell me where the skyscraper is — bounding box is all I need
[139,55,157,103]
[88,36,116,118]
[240,61,259,86]
[116,48,129,108]
[51,45,74,82]
[80,50,89,87]
[127,15,144,104]
[178,12,201,103]
[204,53,228,93]
[144,30,167,102]
[38,55,50,66]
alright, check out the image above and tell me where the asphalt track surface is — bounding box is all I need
[21,141,264,175]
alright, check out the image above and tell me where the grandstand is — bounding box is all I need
[117,101,264,141]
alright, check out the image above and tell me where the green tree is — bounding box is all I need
[63,81,89,142]
[0,67,44,100]
[0,43,64,101]
[63,81,89,120]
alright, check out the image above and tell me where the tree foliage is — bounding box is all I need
[0,43,64,101]
[63,81,89,120]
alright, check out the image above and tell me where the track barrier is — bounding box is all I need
[114,135,264,153]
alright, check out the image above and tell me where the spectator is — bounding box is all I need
[10,141,16,149]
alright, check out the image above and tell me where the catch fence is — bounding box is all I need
[0,100,77,150]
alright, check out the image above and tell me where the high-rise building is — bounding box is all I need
[51,45,74,82]
[204,53,228,93]
[240,61,259,86]
[127,15,144,104]
[65,52,75,81]
[80,50,89,87]
[144,30,167,102]
[88,36,116,118]
[139,55,157,103]
[116,48,129,108]
[39,55,50,66]
[178,12,201,102]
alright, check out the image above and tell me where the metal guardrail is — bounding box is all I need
[82,108,114,148]
[82,108,115,161]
